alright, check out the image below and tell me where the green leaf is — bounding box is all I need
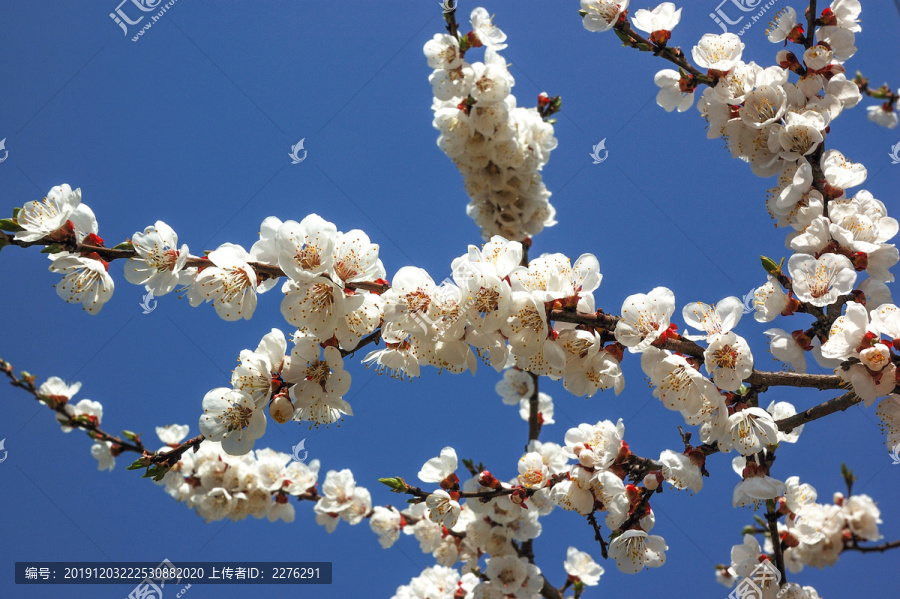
[12,207,21,219]
[0,218,23,232]
[127,457,150,470]
[41,243,64,254]
[760,255,780,274]
[111,241,134,250]
[0,235,9,251]
[122,430,139,442]
[378,477,407,493]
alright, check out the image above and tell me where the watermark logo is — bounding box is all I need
[589,139,608,164]
[741,287,758,314]
[727,560,782,599]
[289,139,307,164]
[0,138,8,163]
[127,558,190,599]
[440,0,457,13]
[889,141,900,165]
[139,289,157,314]
[890,442,900,465]
[110,0,179,43]
[0,438,7,464]
[709,0,778,36]
[291,439,308,463]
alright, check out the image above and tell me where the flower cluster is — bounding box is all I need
[424,8,558,241]
[153,425,320,523]
[719,476,880,590]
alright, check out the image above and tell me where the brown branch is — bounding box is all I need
[765,502,788,584]
[777,392,860,433]
[844,539,900,553]
[1,359,146,455]
[805,0,817,49]
[612,18,716,87]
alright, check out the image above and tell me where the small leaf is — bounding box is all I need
[0,218,23,232]
[112,240,134,250]
[378,477,407,493]
[122,430,139,442]
[41,243,64,254]
[12,207,21,219]
[760,255,780,274]
[127,457,150,470]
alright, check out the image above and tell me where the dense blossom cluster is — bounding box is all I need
[424,8,558,241]
[5,1,899,597]
[152,424,321,523]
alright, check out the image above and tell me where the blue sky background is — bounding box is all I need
[1,1,899,597]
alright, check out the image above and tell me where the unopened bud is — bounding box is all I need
[268,394,294,424]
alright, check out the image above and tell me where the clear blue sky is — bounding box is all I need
[1,1,899,597]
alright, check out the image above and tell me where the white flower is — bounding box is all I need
[787,252,856,307]
[470,49,513,106]
[732,474,785,508]
[803,45,833,72]
[426,489,461,528]
[839,362,896,407]
[563,419,624,470]
[767,7,798,43]
[658,449,703,492]
[783,476,817,514]
[867,104,899,129]
[38,376,81,402]
[331,229,385,287]
[821,149,867,191]
[615,287,676,352]
[57,398,103,432]
[49,255,115,314]
[753,278,790,322]
[231,328,287,407]
[470,7,507,50]
[503,291,549,357]
[517,452,550,489]
[704,332,753,392]
[518,392,555,425]
[283,336,352,427]
[91,440,115,472]
[156,424,190,446]
[249,216,283,293]
[198,388,266,455]
[317,469,357,515]
[820,301,868,360]
[580,0,629,33]
[682,296,743,341]
[767,400,803,443]
[770,111,826,162]
[654,69,694,112]
[550,465,594,515]
[722,407,779,455]
[563,546,604,586]
[608,530,667,573]
[418,446,458,483]
[275,214,337,280]
[14,184,82,242]
[642,348,714,416]
[189,243,258,321]
[740,85,787,129]
[423,33,462,70]
[369,506,401,549]
[876,395,900,450]
[842,494,882,541]
[631,3,681,38]
[496,369,534,405]
[692,33,744,73]
[765,328,807,373]
[124,221,189,296]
